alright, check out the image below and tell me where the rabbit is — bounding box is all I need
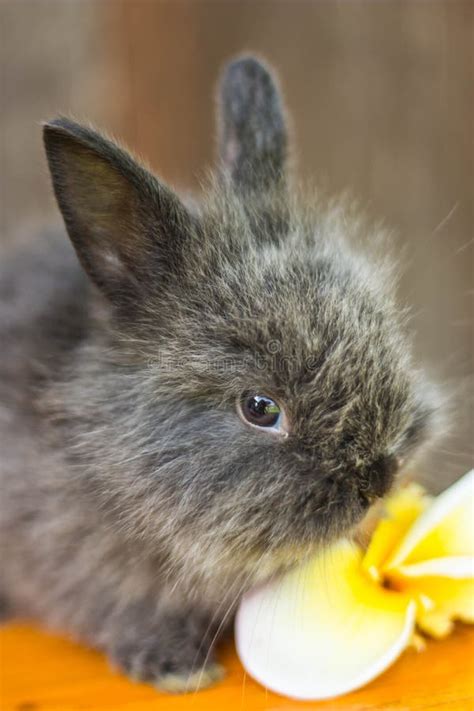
[0,56,441,692]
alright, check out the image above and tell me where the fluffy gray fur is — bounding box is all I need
[0,56,440,691]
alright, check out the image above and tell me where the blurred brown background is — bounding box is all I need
[0,0,472,487]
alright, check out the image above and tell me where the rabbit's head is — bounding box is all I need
[43,57,440,596]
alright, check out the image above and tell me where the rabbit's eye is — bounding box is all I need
[238,392,287,435]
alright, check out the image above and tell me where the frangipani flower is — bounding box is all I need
[235,469,474,700]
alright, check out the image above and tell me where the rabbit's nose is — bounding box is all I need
[368,455,399,499]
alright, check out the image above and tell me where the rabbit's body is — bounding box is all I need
[0,57,439,691]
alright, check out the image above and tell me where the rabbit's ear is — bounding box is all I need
[43,118,194,306]
[218,56,288,194]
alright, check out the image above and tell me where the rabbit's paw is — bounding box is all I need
[110,612,224,693]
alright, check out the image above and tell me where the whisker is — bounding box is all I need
[186,554,264,694]
[432,201,460,235]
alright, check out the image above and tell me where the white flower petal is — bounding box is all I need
[236,541,416,700]
[396,556,474,579]
[385,469,474,570]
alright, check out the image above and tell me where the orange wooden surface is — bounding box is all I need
[1,623,473,711]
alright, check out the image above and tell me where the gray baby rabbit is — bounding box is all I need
[0,56,440,692]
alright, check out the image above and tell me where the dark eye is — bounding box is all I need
[238,392,287,435]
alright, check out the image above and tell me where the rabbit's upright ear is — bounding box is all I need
[218,56,288,194]
[43,118,194,307]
